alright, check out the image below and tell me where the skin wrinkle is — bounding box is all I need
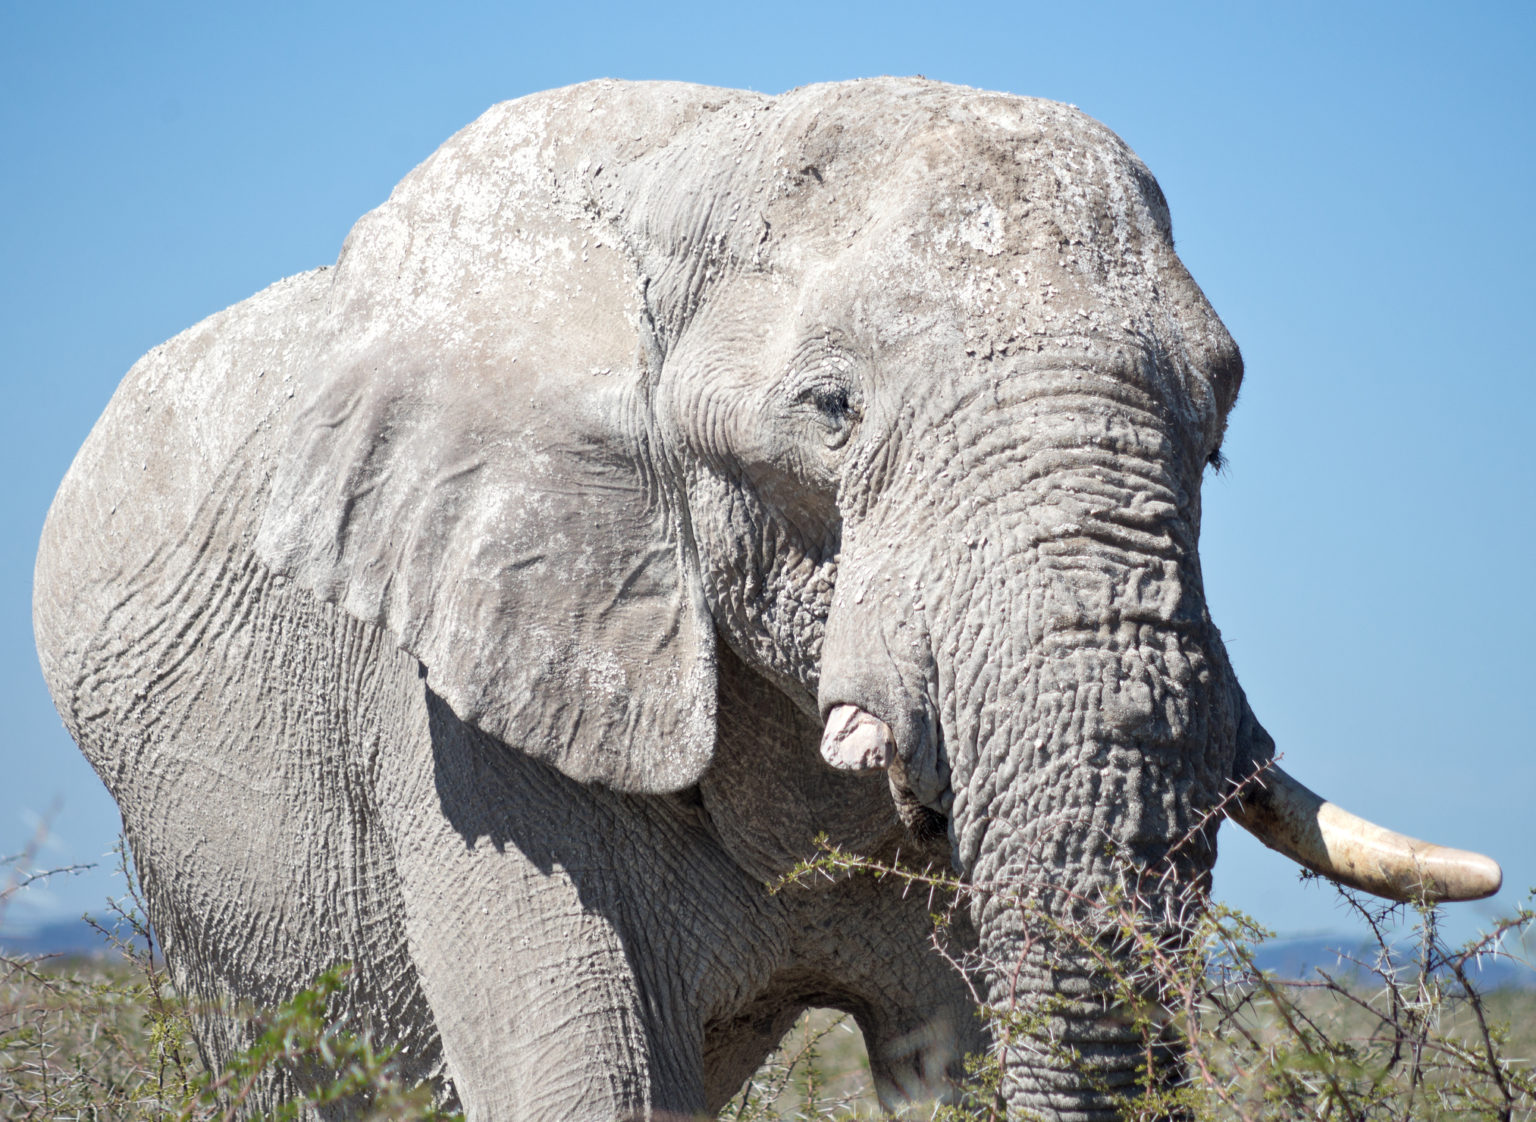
[92,544,453,1107]
[827,373,1236,856]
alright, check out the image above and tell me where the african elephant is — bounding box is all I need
[34,78,1500,1120]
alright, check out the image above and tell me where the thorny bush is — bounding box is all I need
[758,767,1536,1122]
[4,804,1533,1121]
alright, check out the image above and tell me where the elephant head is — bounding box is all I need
[252,79,1499,1116]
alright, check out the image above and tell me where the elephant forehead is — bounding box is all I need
[593,79,1171,281]
[791,130,1234,427]
[889,131,1169,266]
[725,90,1198,355]
[864,148,1172,310]
[760,80,1156,197]
[787,202,1213,410]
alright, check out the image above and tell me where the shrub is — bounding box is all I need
[761,837,1536,1121]
[4,828,1532,1120]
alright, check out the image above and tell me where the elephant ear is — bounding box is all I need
[255,88,718,793]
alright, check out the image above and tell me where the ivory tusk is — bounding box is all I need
[820,704,896,774]
[1229,764,1502,904]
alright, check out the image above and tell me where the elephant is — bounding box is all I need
[34,78,1501,1120]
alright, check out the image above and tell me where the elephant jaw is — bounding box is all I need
[1229,763,1502,904]
[818,706,1503,904]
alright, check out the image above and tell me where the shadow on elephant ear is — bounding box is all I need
[420,648,937,890]
[423,684,685,878]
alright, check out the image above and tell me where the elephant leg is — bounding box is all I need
[700,999,811,1113]
[59,560,453,1116]
[373,686,705,1121]
[695,878,984,1115]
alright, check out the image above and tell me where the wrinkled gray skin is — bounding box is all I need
[36,79,1263,1119]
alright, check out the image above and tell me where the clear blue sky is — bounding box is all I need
[3,1,1532,951]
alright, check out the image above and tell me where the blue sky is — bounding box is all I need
[3,2,1532,951]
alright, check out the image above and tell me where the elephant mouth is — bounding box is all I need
[819,703,1502,904]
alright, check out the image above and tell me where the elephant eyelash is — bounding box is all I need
[784,378,861,454]
[790,377,861,425]
[808,385,858,423]
[1206,446,1226,474]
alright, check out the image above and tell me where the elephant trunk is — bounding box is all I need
[963,807,1203,1120]
[821,552,1236,1115]
[941,505,1234,1116]
[816,389,1245,1114]
[976,910,1186,1121]
[957,713,1217,1118]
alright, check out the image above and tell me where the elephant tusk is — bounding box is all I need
[1229,764,1502,904]
[820,704,896,774]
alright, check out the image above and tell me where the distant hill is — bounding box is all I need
[0,916,132,959]
[1248,934,1535,991]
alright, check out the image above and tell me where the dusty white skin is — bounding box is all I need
[35,78,1498,1120]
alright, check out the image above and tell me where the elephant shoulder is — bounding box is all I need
[34,267,333,718]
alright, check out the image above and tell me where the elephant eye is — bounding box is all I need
[1205,446,1226,474]
[812,385,852,421]
[795,381,860,449]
